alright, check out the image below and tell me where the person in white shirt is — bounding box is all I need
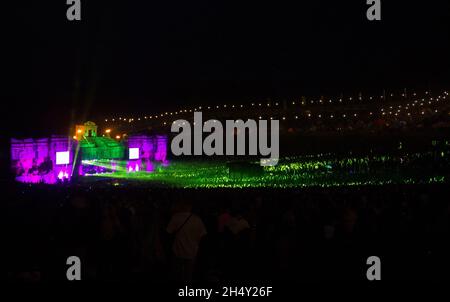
[166,200,207,281]
[226,213,250,235]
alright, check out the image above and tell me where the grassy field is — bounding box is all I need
[84,151,449,188]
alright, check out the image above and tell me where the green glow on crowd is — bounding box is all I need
[86,151,449,188]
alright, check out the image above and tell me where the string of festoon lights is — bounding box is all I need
[103,91,449,125]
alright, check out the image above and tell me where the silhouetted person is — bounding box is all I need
[166,200,207,282]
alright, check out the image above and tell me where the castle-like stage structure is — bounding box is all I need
[11,121,168,184]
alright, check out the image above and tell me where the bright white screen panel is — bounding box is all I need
[56,151,70,165]
[129,148,139,160]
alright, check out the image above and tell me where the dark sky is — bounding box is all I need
[4,1,450,135]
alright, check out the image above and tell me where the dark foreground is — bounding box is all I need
[3,183,450,282]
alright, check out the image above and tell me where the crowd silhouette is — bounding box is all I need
[4,183,450,282]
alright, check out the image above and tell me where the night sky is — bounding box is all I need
[4,1,450,136]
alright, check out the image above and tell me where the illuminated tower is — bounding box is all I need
[74,121,98,140]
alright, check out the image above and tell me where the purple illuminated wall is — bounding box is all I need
[155,135,169,164]
[126,135,168,172]
[11,136,76,184]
